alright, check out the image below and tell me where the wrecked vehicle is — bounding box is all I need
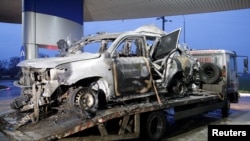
[10,25,200,126]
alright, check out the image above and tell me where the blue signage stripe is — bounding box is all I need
[23,0,83,24]
[20,45,26,61]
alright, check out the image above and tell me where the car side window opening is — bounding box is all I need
[115,37,145,57]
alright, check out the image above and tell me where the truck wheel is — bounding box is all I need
[69,87,98,114]
[142,111,166,141]
[200,62,221,84]
[230,92,239,103]
[221,98,230,118]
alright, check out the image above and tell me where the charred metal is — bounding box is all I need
[8,25,210,129]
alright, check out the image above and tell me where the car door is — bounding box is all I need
[112,37,152,96]
[227,53,239,92]
[150,28,181,60]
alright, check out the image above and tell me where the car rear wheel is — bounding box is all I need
[221,98,230,118]
[168,78,186,96]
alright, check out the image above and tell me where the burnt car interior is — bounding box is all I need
[115,38,145,57]
[150,29,181,80]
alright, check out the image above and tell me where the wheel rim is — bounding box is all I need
[204,66,215,78]
[200,62,221,84]
[71,88,97,112]
[79,92,95,110]
[75,89,95,110]
[173,80,185,95]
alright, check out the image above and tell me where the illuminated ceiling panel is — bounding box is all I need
[84,0,250,21]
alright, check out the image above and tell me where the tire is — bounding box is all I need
[69,87,98,114]
[230,92,239,103]
[200,62,221,84]
[141,111,166,141]
[167,78,186,95]
[221,98,230,118]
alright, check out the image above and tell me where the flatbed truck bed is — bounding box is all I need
[0,89,229,141]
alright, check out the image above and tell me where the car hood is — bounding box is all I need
[17,53,101,68]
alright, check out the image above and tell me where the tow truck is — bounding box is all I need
[0,25,244,141]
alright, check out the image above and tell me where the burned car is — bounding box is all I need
[10,25,200,126]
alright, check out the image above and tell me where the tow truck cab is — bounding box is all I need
[190,49,246,103]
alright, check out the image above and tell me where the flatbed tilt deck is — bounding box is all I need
[0,89,229,141]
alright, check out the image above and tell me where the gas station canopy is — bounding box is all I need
[0,0,250,24]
